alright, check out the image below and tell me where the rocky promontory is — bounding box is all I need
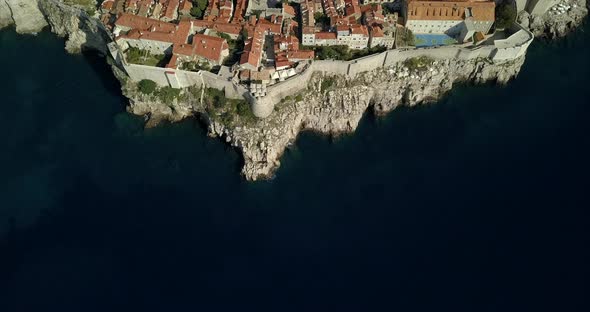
[124,56,524,180]
[1,0,588,180]
[0,0,110,53]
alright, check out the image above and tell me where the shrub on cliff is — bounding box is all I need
[321,77,336,92]
[157,87,181,103]
[403,56,434,72]
[205,88,227,109]
[138,80,157,94]
[236,100,254,120]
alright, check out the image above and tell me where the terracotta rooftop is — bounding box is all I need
[173,34,229,63]
[406,0,495,22]
[240,26,265,69]
[164,0,179,19]
[370,26,384,37]
[283,4,296,17]
[315,32,337,40]
[287,50,314,59]
[115,14,191,45]
[115,13,176,33]
[350,25,368,36]
[179,0,192,13]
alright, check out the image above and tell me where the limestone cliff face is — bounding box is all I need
[0,0,48,33]
[39,0,111,53]
[124,56,525,180]
[1,0,110,53]
[220,57,525,180]
[520,0,588,38]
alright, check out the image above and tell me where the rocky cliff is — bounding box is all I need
[0,0,110,53]
[520,0,588,38]
[0,0,586,180]
[124,56,525,180]
[0,0,47,33]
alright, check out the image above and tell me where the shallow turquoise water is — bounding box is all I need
[0,24,589,311]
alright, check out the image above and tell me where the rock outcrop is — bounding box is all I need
[0,0,47,33]
[1,0,110,54]
[124,56,525,180]
[520,0,588,38]
[39,0,110,53]
[0,0,586,180]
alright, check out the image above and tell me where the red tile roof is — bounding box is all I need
[283,4,296,17]
[173,34,229,63]
[287,50,314,60]
[315,32,337,40]
[407,0,495,22]
[302,26,315,34]
[179,0,192,13]
[350,25,368,36]
[164,0,179,20]
[240,26,265,69]
[101,0,114,10]
[115,14,176,33]
[115,14,191,45]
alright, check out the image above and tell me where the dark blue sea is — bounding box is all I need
[0,23,588,311]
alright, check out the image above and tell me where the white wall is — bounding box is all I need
[527,0,560,15]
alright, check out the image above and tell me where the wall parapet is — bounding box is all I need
[108,22,534,119]
[252,23,534,118]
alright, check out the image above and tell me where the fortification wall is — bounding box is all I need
[109,23,533,119]
[109,41,246,100]
[124,64,173,86]
[527,0,560,15]
[347,53,387,77]
[252,27,532,117]
[312,60,350,76]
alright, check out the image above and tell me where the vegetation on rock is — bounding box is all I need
[63,0,96,15]
[138,79,157,94]
[320,76,336,92]
[203,88,257,126]
[156,87,181,103]
[403,56,435,71]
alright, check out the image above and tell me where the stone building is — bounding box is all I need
[369,26,396,48]
[171,34,230,67]
[403,0,495,42]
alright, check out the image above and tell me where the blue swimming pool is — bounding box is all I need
[414,34,458,47]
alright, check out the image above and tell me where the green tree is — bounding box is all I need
[218,32,231,41]
[190,0,208,18]
[194,0,208,10]
[314,12,330,25]
[138,79,157,94]
[495,1,517,29]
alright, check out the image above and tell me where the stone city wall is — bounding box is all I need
[251,24,533,118]
[109,23,533,119]
[110,43,247,99]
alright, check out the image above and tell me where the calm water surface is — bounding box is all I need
[0,24,588,311]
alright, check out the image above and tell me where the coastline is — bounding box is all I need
[1,0,588,181]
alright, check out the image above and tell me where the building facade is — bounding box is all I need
[404,0,495,42]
